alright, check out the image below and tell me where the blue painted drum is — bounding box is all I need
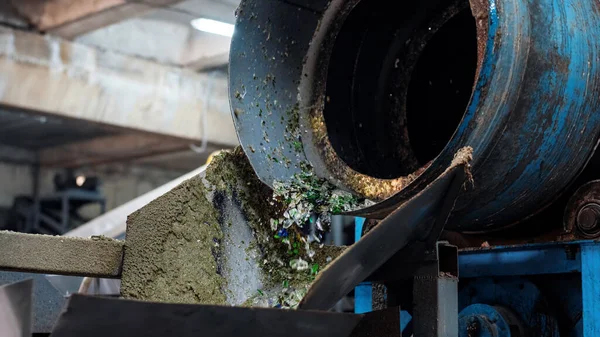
[229,0,600,232]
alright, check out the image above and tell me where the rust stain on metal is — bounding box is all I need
[302,0,480,202]
[470,0,490,79]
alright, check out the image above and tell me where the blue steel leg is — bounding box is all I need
[354,217,373,314]
[355,282,373,314]
[581,242,600,337]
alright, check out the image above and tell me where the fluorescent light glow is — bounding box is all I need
[191,18,234,37]
[76,175,86,187]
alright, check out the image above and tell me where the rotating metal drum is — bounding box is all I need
[229,0,600,232]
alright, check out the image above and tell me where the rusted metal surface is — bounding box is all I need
[301,0,475,201]
[230,0,600,232]
[0,231,123,278]
[469,0,490,78]
[348,0,600,230]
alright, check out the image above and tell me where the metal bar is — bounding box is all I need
[413,266,458,337]
[47,1,184,40]
[30,199,40,234]
[299,166,466,310]
[354,217,373,314]
[412,243,458,337]
[100,199,106,215]
[355,217,365,243]
[332,215,345,313]
[39,213,62,235]
[51,295,400,337]
[581,242,600,336]
[355,217,413,334]
[355,283,373,314]
[62,195,69,234]
[0,231,123,278]
[349,307,402,337]
[31,155,40,231]
[459,244,582,278]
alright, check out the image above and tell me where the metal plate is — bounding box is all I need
[0,279,33,337]
[51,295,401,337]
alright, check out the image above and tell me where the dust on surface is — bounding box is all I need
[0,231,123,277]
[122,147,346,308]
[208,148,347,309]
[447,146,474,185]
[308,112,422,201]
[121,175,226,305]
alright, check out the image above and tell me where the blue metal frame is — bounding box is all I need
[354,218,372,315]
[459,242,584,278]
[581,243,600,336]
[460,241,599,337]
[355,216,600,336]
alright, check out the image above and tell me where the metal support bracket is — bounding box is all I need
[412,242,459,337]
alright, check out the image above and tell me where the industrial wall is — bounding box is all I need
[0,160,185,228]
[0,162,32,209]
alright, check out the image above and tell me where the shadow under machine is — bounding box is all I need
[3,0,600,336]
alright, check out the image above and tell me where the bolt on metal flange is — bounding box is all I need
[577,203,600,237]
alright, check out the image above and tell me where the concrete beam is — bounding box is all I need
[48,1,184,40]
[38,133,224,169]
[0,2,28,28]
[10,0,123,31]
[0,231,124,278]
[0,144,36,165]
[0,27,237,146]
[185,52,229,71]
[8,0,182,39]
[74,18,232,67]
[72,0,236,68]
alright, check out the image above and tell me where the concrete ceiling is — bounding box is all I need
[74,0,239,69]
[0,109,116,150]
[0,108,222,172]
[0,1,239,171]
[1,0,240,70]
